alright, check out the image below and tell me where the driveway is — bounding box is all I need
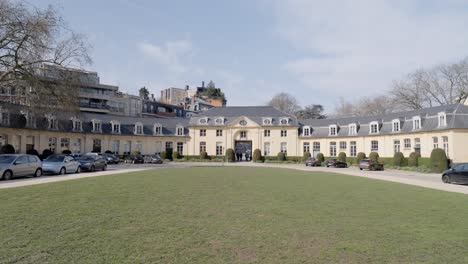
[1,162,466,195]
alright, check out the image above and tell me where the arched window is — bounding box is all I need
[92,119,102,133]
[134,122,144,135]
[153,123,162,135]
[110,120,120,134]
[303,126,311,136]
[369,121,379,134]
[176,126,184,136]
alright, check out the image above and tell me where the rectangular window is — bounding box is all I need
[329,126,337,136]
[177,142,184,153]
[264,130,270,137]
[240,131,247,138]
[112,123,120,134]
[370,123,379,134]
[73,120,82,131]
[303,127,310,136]
[413,117,421,130]
[281,130,287,137]
[329,142,337,157]
[414,138,421,154]
[165,141,173,151]
[112,140,120,154]
[154,126,162,135]
[200,129,206,137]
[200,141,206,153]
[404,139,411,149]
[313,142,320,152]
[339,141,347,150]
[135,141,142,153]
[49,137,57,152]
[124,141,132,154]
[442,136,449,156]
[433,137,439,149]
[349,124,357,135]
[48,118,58,130]
[92,139,102,153]
[394,140,400,153]
[393,121,400,132]
[60,138,70,149]
[303,142,310,154]
[350,141,357,157]
[176,127,184,136]
[216,142,223,156]
[216,130,223,137]
[93,121,102,133]
[371,140,379,152]
[280,142,287,154]
[264,142,271,156]
[135,125,143,135]
[72,138,81,154]
[438,113,447,127]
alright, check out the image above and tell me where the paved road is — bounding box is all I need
[1,162,467,195]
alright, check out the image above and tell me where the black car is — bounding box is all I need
[442,163,468,184]
[103,153,119,164]
[75,155,107,172]
[326,158,348,168]
[144,154,163,164]
[305,157,321,167]
[359,159,384,171]
[125,155,145,164]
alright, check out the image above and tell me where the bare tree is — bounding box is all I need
[266,92,301,115]
[334,96,396,117]
[0,0,91,112]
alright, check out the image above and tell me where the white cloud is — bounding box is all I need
[270,0,468,98]
[138,40,193,73]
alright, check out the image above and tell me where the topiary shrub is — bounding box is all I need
[26,149,39,156]
[369,152,379,161]
[41,149,53,160]
[253,149,262,162]
[62,149,72,155]
[172,151,179,160]
[357,152,366,162]
[393,152,405,166]
[105,150,113,154]
[338,152,347,162]
[160,151,167,160]
[303,151,311,161]
[225,148,235,162]
[200,151,208,160]
[0,144,15,154]
[408,152,421,167]
[277,152,286,161]
[430,148,448,173]
[316,153,325,163]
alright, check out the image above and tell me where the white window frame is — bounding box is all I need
[303,126,311,137]
[413,116,421,130]
[313,142,320,152]
[216,129,223,137]
[176,126,184,136]
[262,118,272,125]
[280,142,288,154]
[199,141,206,153]
[215,117,224,125]
[393,139,401,153]
[303,142,310,154]
[392,119,401,133]
[350,141,357,157]
[339,141,347,150]
[198,117,208,125]
[348,123,357,136]
[281,130,287,137]
[433,137,439,149]
[264,130,271,137]
[329,142,337,157]
[200,129,206,137]
[71,117,82,132]
[263,142,271,156]
[369,121,379,134]
[46,114,58,130]
[92,119,102,133]
[240,131,247,138]
[216,142,223,156]
[0,108,10,125]
[111,120,121,134]
[438,112,447,127]
[329,125,337,136]
[280,117,290,125]
[153,123,162,135]
[371,140,379,152]
[442,136,449,156]
[404,138,411,149]
[134,122,144,135]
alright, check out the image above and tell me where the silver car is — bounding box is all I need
[0,154,43,180]
[42,155,81,175]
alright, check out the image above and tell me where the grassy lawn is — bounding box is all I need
[1,167,468,263]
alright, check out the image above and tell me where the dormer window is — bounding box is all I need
[71,117,82,132]
[46,114,58,130]
[176,126,184,136]
[263,118,272,125]
[0,108,10,125]
[369,121,379,134]
[303,126,311,136]
[134,122,144,135]
[199,118,208,125]
[21,111,36,128]
[111,120,120,134]
[92,119,102,133]
[349,123,357,135]
[438,112,447,127]
[280,118,290,125]
[413,116,421,130]
[239,120,247,126]
[154,123,162,135]
[329,125,338,136]
[215,117,224,125]
[392,119,401,132]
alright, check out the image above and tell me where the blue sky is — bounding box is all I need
[28,0,468,112]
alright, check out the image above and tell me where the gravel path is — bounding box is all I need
[1,162,466,195]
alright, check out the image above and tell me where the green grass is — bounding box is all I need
[1,167,468,263]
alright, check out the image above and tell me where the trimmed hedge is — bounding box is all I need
[316,153,325,163]
[338,152,347,162]
[430,148,448,173]
[357,152,366,162]
[225,148,235,162]
[393,152,404,166]
[277,152,286,161]
[62,149,72,155]
[160,151,167,160]
[346,157,359,165]
[0,144,15,154]
[253,149,263,162]
[408,152,421,167]
[303,151,311,161]
[172,151,179,160]
[200,151,208,160]
[105,150,113,154]
[369,152,379,161]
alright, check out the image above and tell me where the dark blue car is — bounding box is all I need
[442,163,468,184]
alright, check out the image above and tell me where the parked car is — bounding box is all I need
[305,157,321,166]
[359,159,384,171]
[0,154,42,180]
[326,158,348,168]
[144,154,163,164]
[75,155,107,172]
[103,153,120,164]
[42,155,81,175]
[442,163,468,184]
[125,155,145,164]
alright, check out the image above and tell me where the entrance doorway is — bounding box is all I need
[235,141,252,161]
